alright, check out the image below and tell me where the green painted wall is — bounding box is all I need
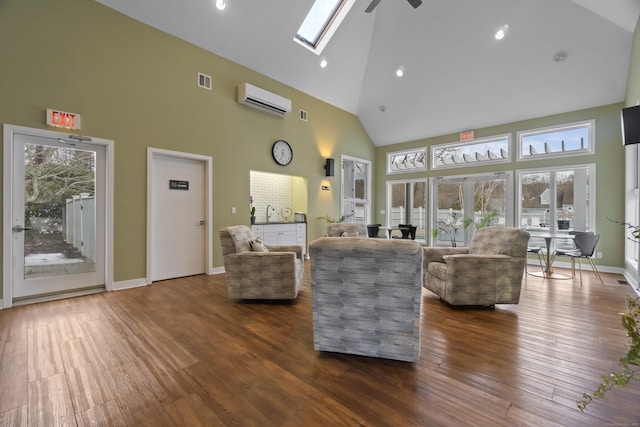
[374,103,627,268]
[0,0,374,294]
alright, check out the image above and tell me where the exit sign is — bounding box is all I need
[46,109,81,130]
[460,130,474,141]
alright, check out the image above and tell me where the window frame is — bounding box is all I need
[429,171,513,247]
[431,134,511,170]
[294,0,356,55]
[386,148,427,175]
[516,163,596,251]
[516,120,595,161]
[385,178,428,241]
[340,154,371,225]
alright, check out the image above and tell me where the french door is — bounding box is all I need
[430,172,512,246]
[3,125,112,306]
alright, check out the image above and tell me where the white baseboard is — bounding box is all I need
[209,266,225,275]
[111,278,148,291]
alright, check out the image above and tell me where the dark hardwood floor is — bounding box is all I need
[1,263,639,426]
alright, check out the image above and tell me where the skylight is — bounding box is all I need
[294,0,356,55]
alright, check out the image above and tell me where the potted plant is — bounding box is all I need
[249,195,256,224]
[432,210,497,247]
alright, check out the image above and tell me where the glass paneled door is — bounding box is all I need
[431,173,511,246]
[9,132,106,302]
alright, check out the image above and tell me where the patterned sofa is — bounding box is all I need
[219,225,304,299]
[423,227,530,307]
[309,237,423,362]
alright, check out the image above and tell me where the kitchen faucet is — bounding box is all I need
[266,204,275,223]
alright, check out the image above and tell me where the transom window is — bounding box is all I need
[387,148,426,174]
[431,134,510,170]
[294,0,356,54]
[517,120,594,160]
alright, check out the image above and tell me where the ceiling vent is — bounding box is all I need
[237,82,291,117]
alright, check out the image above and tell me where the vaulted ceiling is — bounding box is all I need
[96,0,640,146]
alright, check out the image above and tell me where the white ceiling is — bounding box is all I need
[96,0,640,146]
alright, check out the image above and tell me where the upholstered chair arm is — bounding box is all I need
[224,251,302,299]
[441,254,523,305]
[268,245,303,259]
[422,247,468,270]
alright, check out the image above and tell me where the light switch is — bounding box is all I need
[231,207,236,214]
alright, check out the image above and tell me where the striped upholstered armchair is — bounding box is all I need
[309,237,423,362]
[219,225,304,300]
[423,227,530,307]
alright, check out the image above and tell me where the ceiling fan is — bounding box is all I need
[365,0,422,13]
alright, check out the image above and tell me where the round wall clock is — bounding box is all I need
[272,140,293,166]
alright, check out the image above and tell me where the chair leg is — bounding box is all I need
[587,257,605,285]
[576,257,583,286]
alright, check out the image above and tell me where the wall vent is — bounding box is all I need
[299,109,308,121]
[198,73,212,90]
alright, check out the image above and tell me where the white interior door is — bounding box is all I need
[149,151,208,281]
[3,126,110,306]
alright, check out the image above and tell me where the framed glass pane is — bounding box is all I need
[517,120,594,160]
[432,135,510,170]
[386,180,427,241]
[387,148,427,174]
[517,164,594,251]
[431,172,512,246]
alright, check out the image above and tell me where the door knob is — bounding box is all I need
[12,225,32,232]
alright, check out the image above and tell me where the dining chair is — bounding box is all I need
[551,231,604,285]
[526,246,546,276]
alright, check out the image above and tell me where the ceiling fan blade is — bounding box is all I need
[407,0,422,8]
[365,0,382,13]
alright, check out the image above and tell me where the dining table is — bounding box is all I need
[528,233,575,279]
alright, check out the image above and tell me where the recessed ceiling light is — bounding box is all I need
[320,58,328,68]
[215,0,226,10]
[494,24,509,40]
[395,66,405,78]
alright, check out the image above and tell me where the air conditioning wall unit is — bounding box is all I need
[237,82,292,117]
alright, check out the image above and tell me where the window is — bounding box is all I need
[430,172,512,246]
[625,144,639,269]
[386,179,427,240]
[387,148,427,174]
[517,164,595,251]
[341,156,371,224]
[517,120,594,161]
[431,134,510,170]
[294,0,356,54]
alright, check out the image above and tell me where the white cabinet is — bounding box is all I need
[252,223,306,257]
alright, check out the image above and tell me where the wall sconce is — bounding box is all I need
[321,185,330,191]
[324,158,334,176]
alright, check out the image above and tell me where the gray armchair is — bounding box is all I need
[219,225,304,299]
[423,227,530,307]
[309,237,423,362]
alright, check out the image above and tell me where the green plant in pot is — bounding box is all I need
[432,210,497,247]
[577,220,640,411]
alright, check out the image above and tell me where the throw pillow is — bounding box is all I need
[249,239,269,252]
[340,231,360,237]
